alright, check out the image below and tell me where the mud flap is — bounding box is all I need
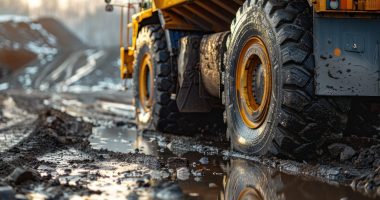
[176,36,211,113]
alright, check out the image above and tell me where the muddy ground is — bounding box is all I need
[0,91,379,200]
[0,16,380,200]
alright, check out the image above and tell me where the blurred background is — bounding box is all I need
[0,0,121,47]
[0,0,136,93]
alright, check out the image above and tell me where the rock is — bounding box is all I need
[126,192,139,200]
[199,157,209,165]
[160,171,170,179]
[154,182,184,200]
[191,169,204,177]
[0,185,15,200]
[176,167,190,181]
[328,143,346,157]
[115,121,127,127]
[328,143,356,161]
[6,167,41,185]
[46,116,56,124]
[64,169,72,175]
[364,180,375,191]
[136,174,151,187]
[373,158,380,168]
[167,157,188,169]
[15,194,27,200]
[354,145,380,167]
[340,146,356,161]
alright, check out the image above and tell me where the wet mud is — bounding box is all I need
[0,92,379,200]
[0,15,380,200]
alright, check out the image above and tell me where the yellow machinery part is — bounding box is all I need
[153,0,188,9]
[313,0,380,12]
[121,0,380,78]
[120,8,153,78]
[121,0,243,78]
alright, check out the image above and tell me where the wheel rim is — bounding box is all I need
[236,36,272,129]
[138,53,154,122]
[237,188,263,200]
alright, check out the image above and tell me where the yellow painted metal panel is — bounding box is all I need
[120,8,154,78]
[314,0,380,12]
[132,8,153,23]
[153,0,188,9]
[365,0,380,10]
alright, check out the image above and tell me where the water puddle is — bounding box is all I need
[90,126,158,155]
[0,110,376,199]
[85,126,376,200]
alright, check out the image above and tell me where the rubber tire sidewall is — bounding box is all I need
[133,41,155,129]
[226,5,281,155]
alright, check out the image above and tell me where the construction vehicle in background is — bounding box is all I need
[105,0,380,159]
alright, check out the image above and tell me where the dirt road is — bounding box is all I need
[0,16,379,200]
[0,90,378,200]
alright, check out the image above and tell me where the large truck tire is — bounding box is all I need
[224,0,348,159]
[133,25,224,134]
[133,25,182,132]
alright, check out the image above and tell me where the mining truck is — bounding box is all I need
[105,0,380,158]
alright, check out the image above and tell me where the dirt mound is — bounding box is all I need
[0,16,84,79]
[0,109,92,176]
[34,109,92,144]
[37,17,84,49]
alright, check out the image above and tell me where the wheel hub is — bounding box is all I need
[252,62,265,105]
[236,37,272,129]
[138,53,154,122]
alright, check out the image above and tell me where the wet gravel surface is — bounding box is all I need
[0,91,379,200]
[1,15,379,200]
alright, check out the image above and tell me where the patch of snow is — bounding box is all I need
[17,74,32,88]
[60,50,104,87]
[0,40,11,48]
[46,55,54,62]
[26,42,58,55]
[0,82,9,91]
[0,15,31,23]
[25,66,38,74]
[39,83,49,91]
[12,43,20,50]
[91,80,123,91]
[30,23,57,45]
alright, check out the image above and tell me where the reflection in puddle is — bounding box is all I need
[222,159,374,200]
[88,127,376,200]
[90,126,158,156]
[31,126,376,200]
